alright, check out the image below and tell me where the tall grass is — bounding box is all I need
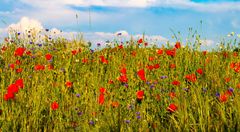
[0,31,240,131]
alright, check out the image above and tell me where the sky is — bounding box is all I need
[0,0,240,48]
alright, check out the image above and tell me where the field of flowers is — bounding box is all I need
[0,31,240,131]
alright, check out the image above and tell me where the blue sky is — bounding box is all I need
[0,0,240,48]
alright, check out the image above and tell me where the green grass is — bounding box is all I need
[0,32,240,131]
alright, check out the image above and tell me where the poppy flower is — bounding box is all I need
[237,83,240,89]
[112,101,119,108]
[148,56,155,61]
[118,74,128,83]
[225,77,231,83]
[230,62,235,69]
[26,51,32,56]
[98,94,105,105]
[172,80,180,86]
[9,64,15,69]
[146,65,154,70]
[45,53,52,61]
[15,60,21,65]
[225,88,234,96]
[16,68,23,73]
[138,38,143,44]
[233,52,238,57]
[72,50,77,55]
[14,47,25,57]
[131,51,137,57]
[196,68,203,75]
[1,46,7,51]
[185,74,197,83]
[219,94,228,103]
[154,64,160,69]
[108,79,114,84]
[82,58,88,63]
[15,78,24,88]
[156,49,163,55]
[99,55,108,64]
[48,64,54,70]
[65,81,73,88]
[118,45,123,49]
[203,51,207,55]
[169,92,176,99]
[137,69,146,81]
[120,67,127,75]
[34,64,45,71]
[175,42,181,49]
[99,87,106,93]
[170,64,176,69]
[136,90,144,102]
[4,93,15,101]
[7,84,19,94]
[167,103,177,113]
[143,42,148,46]
[165,49,176,57]
[51,101,59,110]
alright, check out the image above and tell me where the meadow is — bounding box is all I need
[0,30,240,131]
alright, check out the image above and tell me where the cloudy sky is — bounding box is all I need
[0,0,240,48]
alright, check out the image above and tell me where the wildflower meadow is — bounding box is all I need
[0,30,240,131]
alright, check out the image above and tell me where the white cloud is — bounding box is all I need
[7,17,43,33]
[200,39,214,46]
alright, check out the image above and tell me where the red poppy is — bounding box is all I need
[98,94,105,105]
[131,51,137,57]
[118,74,128,83]
[99,55,108,64]
[165,49,176,57]
[230,62,235,69]
[203,51,207,55]
[51,101,59,110]
[234,67,240,73]
[108,80,114,84]
[225,77,231,83]
[136,90,144,101]
[100,87,106,93]
[118,45,123,49]
[7,84,19,94]
[120,67,127,75]
[111,101,119,108]
[223,52,228,58]
[148,56,155,61]
[170,64,176,69]
[156,49,163,55]
[154,64,160,69]
[185,74,197,83]
[237,83,240,89]
[167,103,177,113]
[26,51,32,56]
[34,64,45,71]
[14,47,25,57]
[65,81,73,88]
[48,64,54,70]
[45,53,52,61]
[219,94,228,103]
[144,42,148,46]
[9,64,15,69]
[1,46,7,51]
[169,92,176,99]
[137,69,146,81]
[175,42,181,49]
[172,80,180,86]
[15,60,21,65]
[138,38,143,44]
[196,68,203,75]
[15,78,24,89]
[16,68,23,73]
[82,58,88,63]
[4,92,15,101]
[146,65,154,70]
[72,50,77,55]
[233,52,238,57]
